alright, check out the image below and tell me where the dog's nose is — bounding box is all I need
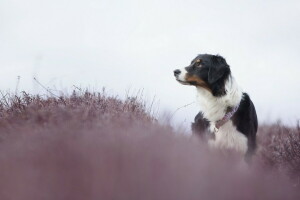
[174,69,181,76]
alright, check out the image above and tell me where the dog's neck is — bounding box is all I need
[196,75,243,122]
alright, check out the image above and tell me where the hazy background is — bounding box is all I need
[1,0,299,129]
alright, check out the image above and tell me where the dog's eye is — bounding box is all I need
[194,60,202,67]
[193,59,202,67]
[191,59,201,65]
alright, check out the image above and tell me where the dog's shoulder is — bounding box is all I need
[232,93,258,156]
[192,112,210,138]
[232,93,258,134]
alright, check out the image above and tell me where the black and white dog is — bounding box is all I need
[174,54,257,158]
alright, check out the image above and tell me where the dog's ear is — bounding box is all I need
[208,55,230,97]
[208,55,230,84]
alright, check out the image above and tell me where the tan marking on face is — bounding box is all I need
[196,59,201,63]
[185,74,211,92]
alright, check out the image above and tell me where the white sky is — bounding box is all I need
[1,0,300,128]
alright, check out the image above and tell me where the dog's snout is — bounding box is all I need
[174,69,181,76]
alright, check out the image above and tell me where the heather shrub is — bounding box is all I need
[257,123,300,184]
[0,90,152,129]
[0,91,299,200]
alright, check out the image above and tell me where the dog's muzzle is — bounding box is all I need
[173,68,190,85]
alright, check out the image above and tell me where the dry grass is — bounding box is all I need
[0,90,299,200]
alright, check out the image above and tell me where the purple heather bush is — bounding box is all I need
[257,123,300,184]
[0,91,299,200]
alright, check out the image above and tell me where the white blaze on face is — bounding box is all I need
[176,68,188,83]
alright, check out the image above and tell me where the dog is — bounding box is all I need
[173,54,257,158]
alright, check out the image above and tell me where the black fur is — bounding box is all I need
[192,93,258,157]
[208,55,231,96]
[175,54,258,158]
[185,54,231,97]
[192,112,210,139]
[231,93,258,157]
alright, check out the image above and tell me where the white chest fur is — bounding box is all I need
[195,76,248,154]
[208,121,248,154]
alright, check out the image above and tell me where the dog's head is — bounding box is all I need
[174,54,231,97]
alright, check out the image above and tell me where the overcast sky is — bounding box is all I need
[1,0,300,129]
